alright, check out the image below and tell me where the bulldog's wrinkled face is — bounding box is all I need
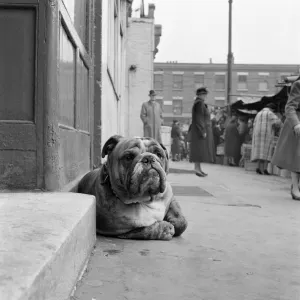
[102,136,169,204]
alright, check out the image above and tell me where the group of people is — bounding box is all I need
[140,79,300,200]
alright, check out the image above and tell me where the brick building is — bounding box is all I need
[154,62,300,126]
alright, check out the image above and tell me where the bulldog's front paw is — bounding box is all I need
[156,221,175,241]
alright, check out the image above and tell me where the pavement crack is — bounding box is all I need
[227,203,262,208]
[200,202,262,208]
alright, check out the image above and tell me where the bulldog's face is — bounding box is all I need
[101,135,169,204]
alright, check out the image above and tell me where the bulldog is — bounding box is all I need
[77,135,187,240]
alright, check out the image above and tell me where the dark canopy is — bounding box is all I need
[231,86,290,116]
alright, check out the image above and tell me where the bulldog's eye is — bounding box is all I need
[155,151,163,159]
[124,154,133,161]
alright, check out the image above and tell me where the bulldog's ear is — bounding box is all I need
[101,135,123,158]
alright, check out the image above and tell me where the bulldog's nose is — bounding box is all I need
[141,155,156,164]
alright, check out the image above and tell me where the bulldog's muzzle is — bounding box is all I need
[129,153,167,197]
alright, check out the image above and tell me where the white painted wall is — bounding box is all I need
[126,17,155,138]
[101,0,128,145]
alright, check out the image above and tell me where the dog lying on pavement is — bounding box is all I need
[77,135,187,240]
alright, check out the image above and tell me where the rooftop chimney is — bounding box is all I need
[148,3,155,19]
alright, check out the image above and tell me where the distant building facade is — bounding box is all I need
[154,62,300,126]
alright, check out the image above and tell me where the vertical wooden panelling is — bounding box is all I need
[0,8,35,121]
[62,0,89,48]
[44,0,60,191]
[93,0,102,167]
[76,56,89,132]
[55,0,94,190]
[0,7,37,189]
[59,24,76,127]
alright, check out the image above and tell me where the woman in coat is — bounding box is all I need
[224,116,241,166]
[189,87,215,177]
[272,79,300,200]
[251,103,281,175]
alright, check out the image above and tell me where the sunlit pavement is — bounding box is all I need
[73,162,300,300]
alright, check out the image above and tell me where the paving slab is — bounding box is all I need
[73,163,300,300]
[0,192,96,300]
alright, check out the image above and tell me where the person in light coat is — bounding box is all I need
[140,90,163,143]
[251,103,281,175]
[272,78,300,200]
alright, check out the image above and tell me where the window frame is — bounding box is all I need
[214,74,226,91]
[154,74,163,90]
[194,74,205,90]
[258,77,269,91]
[172,74,183,90]
[237,74,248,91]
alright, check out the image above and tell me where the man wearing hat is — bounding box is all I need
[140,90,163,143]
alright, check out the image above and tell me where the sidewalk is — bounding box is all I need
[73,162,300,300]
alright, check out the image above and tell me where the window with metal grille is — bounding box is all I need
[154,74,163,90]
[173,99,183,115]
[173,74,183,90]
[237,75,248,90]
[194,74,204,89]
[215,75,225,90]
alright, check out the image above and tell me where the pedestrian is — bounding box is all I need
[171,120,183,161]
[251,103,281,175]
[271,78,300,200]
[211,118,222,156]
[140,90,163,143]
[189,87,215,177]
[224,116,241,166]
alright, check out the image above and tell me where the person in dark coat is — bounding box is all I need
[171,120,182,161]
[212,118,222,156]
[224,116,241,166]
[189,87,215,177]
[271,78,300,200]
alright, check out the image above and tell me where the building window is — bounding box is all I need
[194,74,204,89]
[258,79,269,91]
[173,74,183,90]
[237,75,248,90]
[215,75,225,90]
[173,99,182,115]
[154,74,163,90]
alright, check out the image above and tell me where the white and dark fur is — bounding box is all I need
[78,135,188,240]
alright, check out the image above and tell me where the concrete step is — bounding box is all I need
[0,192,96,300]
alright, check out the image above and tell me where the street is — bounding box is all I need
[73,162,300,300]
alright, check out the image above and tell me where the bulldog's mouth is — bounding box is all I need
[129,163,166,198]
